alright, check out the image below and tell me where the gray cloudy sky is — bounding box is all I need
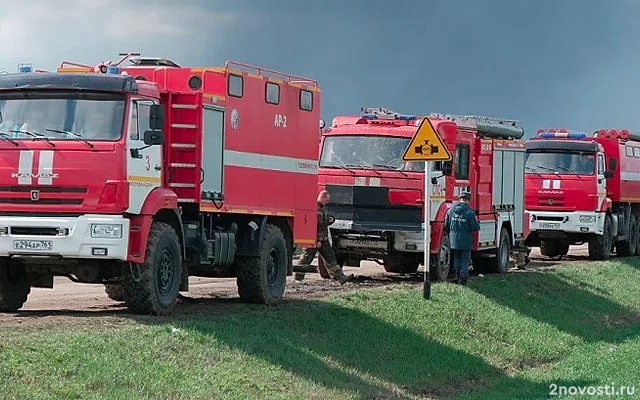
[1,0,639,136]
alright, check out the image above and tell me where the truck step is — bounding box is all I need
[169,183,196,188]
[171,103,198,110]
[171,143,197,149]
[178,198,197,203]
[171,123,197,129]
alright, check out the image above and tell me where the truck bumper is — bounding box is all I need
[331,219,423,254]
[0,214,130,260]
[528,211,603,235]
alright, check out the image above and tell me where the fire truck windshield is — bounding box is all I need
[320,135,424,171]
[525,151,595,175]
[0,91,126,142]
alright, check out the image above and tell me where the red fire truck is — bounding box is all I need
[0,54,321,315]
[315,108,530,281]
[524,129,640,260]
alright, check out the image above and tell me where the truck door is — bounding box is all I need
[428,162,446,220]
[125,99,163,214]
[597,153,607,207]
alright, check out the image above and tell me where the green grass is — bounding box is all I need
[1,259,640,399]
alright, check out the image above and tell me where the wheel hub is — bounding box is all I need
[267,249,279,286]
[158,250,174,295]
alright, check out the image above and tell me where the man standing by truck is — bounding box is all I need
[444,192,480,285]
[293,190,353,284]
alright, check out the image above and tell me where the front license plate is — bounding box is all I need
[539,222,561,229]
[13,240,53,251]
[340,238,387,249]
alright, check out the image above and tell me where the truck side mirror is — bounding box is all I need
[604,170,614,179]
[143,130,164,146]
[608,157,617,171]
[442,161,453,176]
[149,104,165,130]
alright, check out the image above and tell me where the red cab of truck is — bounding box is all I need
[0,55,321,315]
[524,129,640,260]
[316,108,530,281]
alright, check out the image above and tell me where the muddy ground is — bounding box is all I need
[0,245,591,328]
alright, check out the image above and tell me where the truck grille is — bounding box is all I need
[537,195,564,207]
[0,186,86,205]
[10,227,63,236]
[325,184,421,231]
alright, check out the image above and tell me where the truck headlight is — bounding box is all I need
[91,224,123,239]
[579,215,596,223]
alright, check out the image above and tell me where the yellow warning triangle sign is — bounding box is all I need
[402,117,452,161]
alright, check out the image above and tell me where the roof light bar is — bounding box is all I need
[537,132,587,140]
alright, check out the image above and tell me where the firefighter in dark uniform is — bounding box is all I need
[293,190,353,284]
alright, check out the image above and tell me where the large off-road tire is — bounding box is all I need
[121,221,182,316]
[0,259,31,312]
[618,214,638,257]
[489,227,511,274]
[634,214,640,256]
[430,233,450,282]
[383,256,420,274]
[104,283,124,302]
[317,256,331,279]
[616,214,637,257]
[236,224,288,305]
[589,214,613,261]
[540,240,569,258]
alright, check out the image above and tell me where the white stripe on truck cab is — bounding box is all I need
[12,150,57,185]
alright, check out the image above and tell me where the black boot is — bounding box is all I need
[335,272,353,285]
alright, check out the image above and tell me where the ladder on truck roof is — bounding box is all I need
[224,61,318,88]
[165,92,202,204]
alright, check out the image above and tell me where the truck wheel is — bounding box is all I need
[430,233,450,282]
[121,221,182,316]
[588,214,613,260]
[616,214,637,257]
[540,240,569,258]
[104,283,124,302]
[317,256,331,279]
[237,224,287,305]
[634,214,640,256]
[0,259,30,312]
[489,227,511,274]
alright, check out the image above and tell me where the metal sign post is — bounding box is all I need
[402,117,452,300]
[423,161,431,299]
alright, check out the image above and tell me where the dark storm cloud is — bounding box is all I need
[2,0,639,135]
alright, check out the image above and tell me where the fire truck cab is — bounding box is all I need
[524,129,640,260]
[0,55,321,315]
[316,108,530,281]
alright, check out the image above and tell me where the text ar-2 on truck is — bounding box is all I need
[524,128,640,260]
[0,54,321,315]
[317,108,530,281]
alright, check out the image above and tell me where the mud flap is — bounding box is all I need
[236,216,267,257]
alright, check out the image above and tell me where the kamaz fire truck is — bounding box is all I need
[0,54,321,315]
[524,129,640,260]
[315,108,530,281]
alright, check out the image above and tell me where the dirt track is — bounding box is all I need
[0,245,591,328]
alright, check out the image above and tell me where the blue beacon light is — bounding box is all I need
[538,132,587,140]
[106,65,120,74]
[18,63,32,73]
